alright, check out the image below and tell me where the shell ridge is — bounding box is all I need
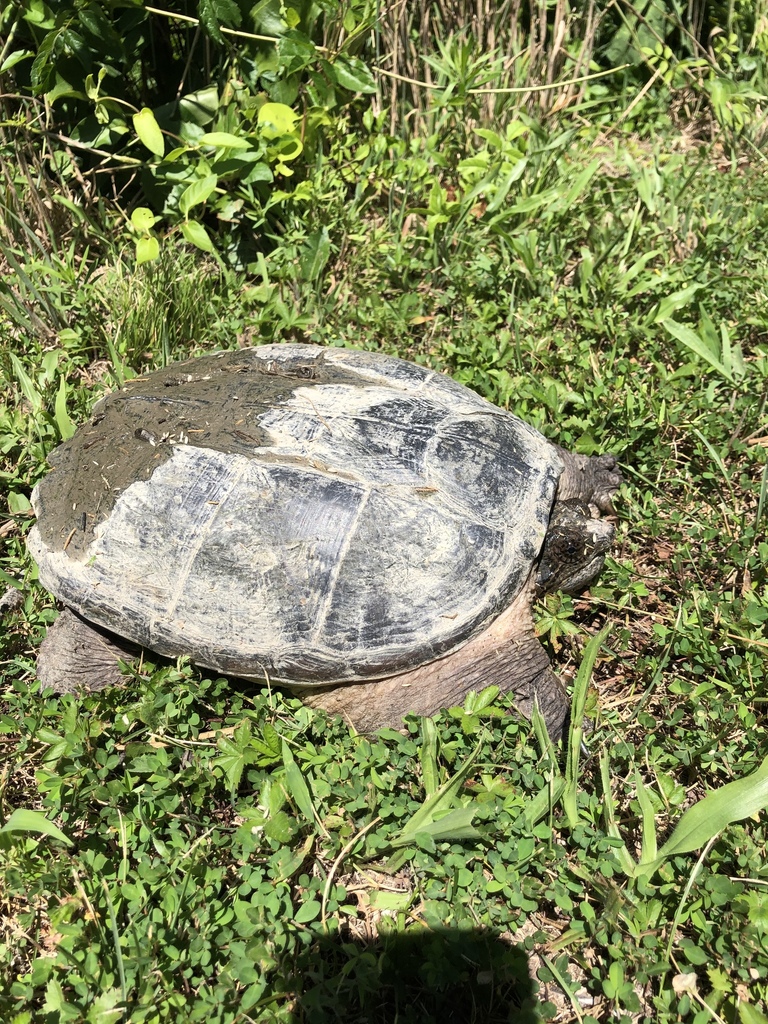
[309,485,372,648]
[156,449,252,639]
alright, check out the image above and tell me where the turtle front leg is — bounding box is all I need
[555,450,621,513]
[37,608,139,693]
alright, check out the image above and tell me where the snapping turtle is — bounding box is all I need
[28,344,620,737]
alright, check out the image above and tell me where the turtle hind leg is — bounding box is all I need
[300,642,571,742]
[555,449,622,513]
[37,608,140,693]
[300,588,572,742]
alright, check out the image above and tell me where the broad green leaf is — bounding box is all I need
[216,722,252,791]
[41,349,60,383]
[658,753,768,860]
[294,899,321,924]
[330,55,377,94]
[243,161,273,184]
[299,227,331,282]
[130,206,157,233]
[274,139,302,165]
[181,220,214,252]
[252,2,290,34]
[178,174,218,215]
[199,131,251,150]
[43,978,66,1012]
[284,6,301,28]
[393,740,481,846]
[84,66,106,100]
[31,28,61,93]
[369,890,412,911]
[740,1003,768,1024]
[342,7,356,32]
[463,686,500,714]
[10,353,42,412]
[258,102,299,137]
[54,376,76,440]
[263,810,295,843]
[636,753,768,879]
[178,86,219,126]
[198,0,241,45]
[474,128,504,148]
[661,318,732,381]
[652,284,705,324]
[136,235,160,264]
[133,107,164,157]
[272,834,313,883]
[7,491,31,514]
[254,722,281,764]
[281,740,316,824]
[85,986,123,1023]
[22,0,55,27]
[0,808,73,846]
[1,49,33,74]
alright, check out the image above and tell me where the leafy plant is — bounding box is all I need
[2,13,768,1020]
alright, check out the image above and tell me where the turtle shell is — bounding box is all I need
[28,345,563,684]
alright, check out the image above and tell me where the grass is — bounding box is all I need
[1,94,768,1024]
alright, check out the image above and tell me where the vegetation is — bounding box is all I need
[1,0,767,1021]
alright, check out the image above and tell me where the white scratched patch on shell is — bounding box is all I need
[29,437,537,682]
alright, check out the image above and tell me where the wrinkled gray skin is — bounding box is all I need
[28,344,621,739]
[536,500,615,595]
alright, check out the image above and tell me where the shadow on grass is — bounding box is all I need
[283,925,542,1024]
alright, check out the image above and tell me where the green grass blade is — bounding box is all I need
[393,739,481,845]
[391,805,481,847]
[0,808,73,845]
[531,702,558,761]
[281,739,317,825]
[740,1003,768,1024]
[721,321,746,379]
[634,770,658,865]
[557,157,600,213]
[652,284,705,323]
[660,318,733,381]
[600,751,637,876]
[756,461,768,529]
[563,623,612,826]
[100,876,128,1006]
[637,753,768,874]
[516,775,565,830]
[9,353,43,413]
[419,717,440,798]
[54,375,76,440]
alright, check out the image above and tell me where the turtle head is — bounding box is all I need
[535,499,614,595]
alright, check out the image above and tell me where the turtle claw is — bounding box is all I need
[555,449,622,512]
[589,454,622,513]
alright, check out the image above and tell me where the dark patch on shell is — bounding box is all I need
[33,347,361,559]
